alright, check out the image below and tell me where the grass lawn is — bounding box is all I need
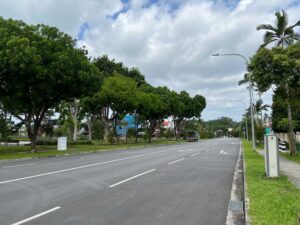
[0,140,182,160]
[243,140,300,225]
[280,152,300,164]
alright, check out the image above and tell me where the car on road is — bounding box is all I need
[186,131,200,142]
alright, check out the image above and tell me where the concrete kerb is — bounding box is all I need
[226,141,247,225]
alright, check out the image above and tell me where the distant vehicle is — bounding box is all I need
[186,131,199,142]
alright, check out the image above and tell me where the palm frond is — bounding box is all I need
[294,33,300,40]
[263,31,277,46]
[284,37,294,46]
[276,38,284,47]
[275,10,288,35]
[288,20,300,30]
[256,24,277,32]
[284,27,294,35]
[238,73,250,86]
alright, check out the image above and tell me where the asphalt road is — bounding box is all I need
[0,138,241,225]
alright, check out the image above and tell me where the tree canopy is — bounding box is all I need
[0,17,102,150]
[0,17,206,147]
[248,43,300,92]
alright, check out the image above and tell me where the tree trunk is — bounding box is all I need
[104,127,109,142]
[174,119,178,140]
[69,99,79,142]
[287,100,297,156]
[73,121,77,142]
[148,120,156,143]
[27,118,42,153]
[86,116,92,141]
[148,128,152,143]
[174,119,182,140]
[113,119,119,144]
[30,135,38,153]
[286,85,297,156]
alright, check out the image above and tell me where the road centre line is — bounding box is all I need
[168,158,185,165]
[109,169,156,188]
[0,145,195,185]
[2,163,38,169]
[11,206,61,225]
[191,153,200,157]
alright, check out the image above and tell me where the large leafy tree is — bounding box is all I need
[272,86,300,133]
[57,99,85,142]
[97,74,139,141]
[172,91,206,139]
[136,92,167,143]
[257,10,300,47]
[0,17,102,151]
[204,117,240,138]
[254,10,300,155]
[248,43,300,155]
[93,55,146,86]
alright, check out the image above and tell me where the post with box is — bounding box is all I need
[264,134,279,178]
[57,137,67,151]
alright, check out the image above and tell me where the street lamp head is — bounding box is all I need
[211,53,220,56]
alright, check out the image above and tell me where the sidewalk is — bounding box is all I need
[257,150,300,188]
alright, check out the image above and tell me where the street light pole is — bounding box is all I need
[230,100,249,141]
[212,53,256,150]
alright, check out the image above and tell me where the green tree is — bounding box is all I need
[93,55,146,86]
[248,43,300,155]
[272,86,300,133]
[137,92,167,143]
[0,17,102,151]
[255,99,270,123]
[172,91,206,139]
[257,10,300,47]
[204,117,241,138]
[98,74,139,141]
[57,99,85,142]
[255,10,300,155]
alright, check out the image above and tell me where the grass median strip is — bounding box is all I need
[0,140,183,160]
[243,140,300,225]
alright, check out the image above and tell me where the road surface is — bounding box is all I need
[0,138,241,225]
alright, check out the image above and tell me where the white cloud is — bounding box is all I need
[1,0,299,120]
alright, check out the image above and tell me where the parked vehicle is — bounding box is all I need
[186,131,200,142]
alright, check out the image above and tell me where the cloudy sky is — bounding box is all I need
[1,0,299,121]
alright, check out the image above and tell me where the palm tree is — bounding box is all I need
[257,10,300,156]
[257,10,300,47]
[255,99,269,123]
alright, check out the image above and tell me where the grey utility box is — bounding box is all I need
[57,137,67,151]
[264,134,279,178]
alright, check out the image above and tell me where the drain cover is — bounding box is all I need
[229,200,244,213]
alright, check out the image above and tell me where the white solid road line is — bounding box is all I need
[191,153,200,157]
[109,169,156,188]
[168,158,185,165]
[11,206,61,225]
[2,163,38,169]
[0,145,194,185]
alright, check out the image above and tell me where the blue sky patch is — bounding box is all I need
[77,22,90,41]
